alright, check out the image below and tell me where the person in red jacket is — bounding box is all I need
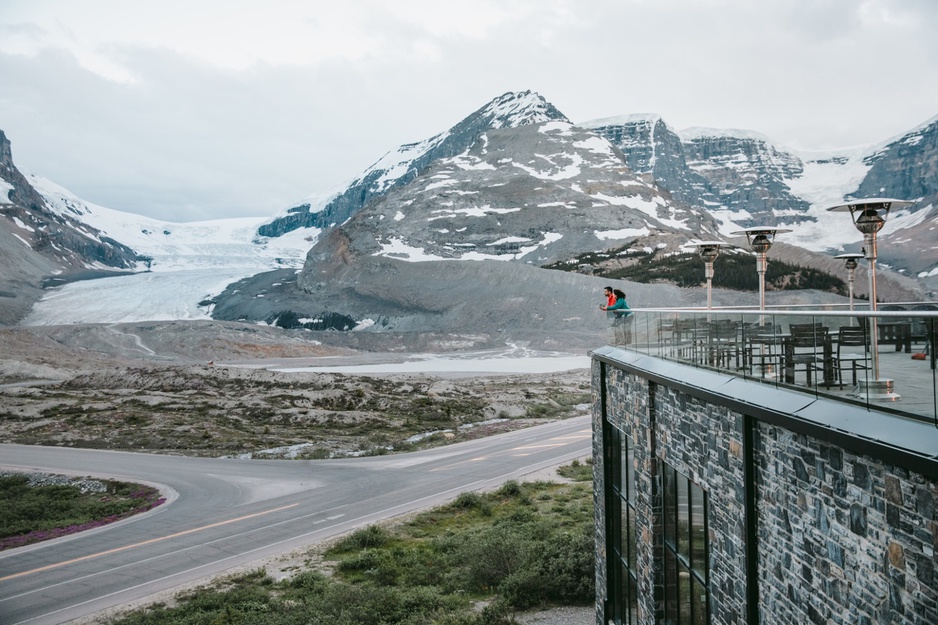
[602,285,616,309]
[601,289,633,345]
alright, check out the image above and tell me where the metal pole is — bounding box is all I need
[756,251,767,325]
[840,255,859,322]
[705,261,714,310]
[865,236,880,380]
[848,270,855,311]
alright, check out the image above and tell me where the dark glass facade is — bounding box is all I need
[605,420,638,624]
[662,463,710,625]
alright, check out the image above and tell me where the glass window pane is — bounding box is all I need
[625,435,635,505]
[680,563,692,623]
[692,578,708,625]
[620,498,629,562]
[608,426,621,493]
[610,495,622,559]
[620,561,630,625]
[664,465,676,547]
[620,432,629,497]
[664,549,678,623]
[627,570,638,625]
[677,475,690,560]
[662,462,711,624]
[608,557,621,624]
[691,482,707,578]
[627,503,637,573]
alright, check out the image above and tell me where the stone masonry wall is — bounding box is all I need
[596,361,750,623]
[756,425,938,624]
[607,364,656,623]
[591,359,608,625]
[594,357,938,625]
[653,384,750,625]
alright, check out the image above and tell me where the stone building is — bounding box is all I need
[591,345,938,625]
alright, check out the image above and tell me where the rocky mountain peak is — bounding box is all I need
[256,91,570,239]
[296,120,721,283]
[0,129,144,323]
[0,130,13,170]
[856,115,938,202]
[474,90,570,129]
[579,116,811,226]
[0,131,48,213]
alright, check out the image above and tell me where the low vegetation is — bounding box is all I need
[106,463,594,625]
[0,474,164,550]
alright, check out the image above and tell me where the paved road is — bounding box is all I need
[0,416,591,625]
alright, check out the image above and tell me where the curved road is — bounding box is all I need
[0,416,591,625]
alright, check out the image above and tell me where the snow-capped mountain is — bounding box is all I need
[583,113,938,276]
[256,91,570,238]
[254,91,936,280]
[300,120,723,268]
[1,129,142,323]
[0,130,141,273]
[207,114,812,334]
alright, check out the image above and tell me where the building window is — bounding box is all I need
[605,421,637,624]
[662,463,710,624]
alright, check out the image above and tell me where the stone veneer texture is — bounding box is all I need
[593,359,938,625]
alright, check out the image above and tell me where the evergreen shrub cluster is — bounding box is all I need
[547,248,846,294]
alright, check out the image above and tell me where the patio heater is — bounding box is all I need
[834,252,864,313]
[730,227,791,314]
[690,241,728,310]
[827,199,913,401]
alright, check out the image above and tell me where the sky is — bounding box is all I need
[1,0,937,223]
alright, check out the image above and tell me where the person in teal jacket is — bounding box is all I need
[600,289,632,344]
[600,289,631,317]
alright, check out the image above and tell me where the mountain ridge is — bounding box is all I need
[256,90,570,238]
[2,91,937,331]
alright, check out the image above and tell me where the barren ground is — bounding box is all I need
[0,320,592,459]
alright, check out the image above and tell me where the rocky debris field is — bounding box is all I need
[0,321,591,458]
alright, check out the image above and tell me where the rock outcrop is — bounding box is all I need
[0,130,144,324]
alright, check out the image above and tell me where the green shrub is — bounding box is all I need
[449,525,534,591]
[534,527,595,604]
[334,524,389,551]
[496,480,522,498]
[557,458,593,482]
[452,491,483,510]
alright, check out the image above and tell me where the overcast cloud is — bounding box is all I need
[1,0,936,222]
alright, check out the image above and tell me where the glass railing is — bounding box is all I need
[605,306,938,424]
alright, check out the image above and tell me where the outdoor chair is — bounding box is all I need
[706,319,740,368]
[741,322,781,376]
[911,305,938,348]
[672,318,706,361]
[784,323,833,388]
[657,317,676,350]
[834,325,870,389]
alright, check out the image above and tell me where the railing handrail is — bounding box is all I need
[629,308,938,318]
